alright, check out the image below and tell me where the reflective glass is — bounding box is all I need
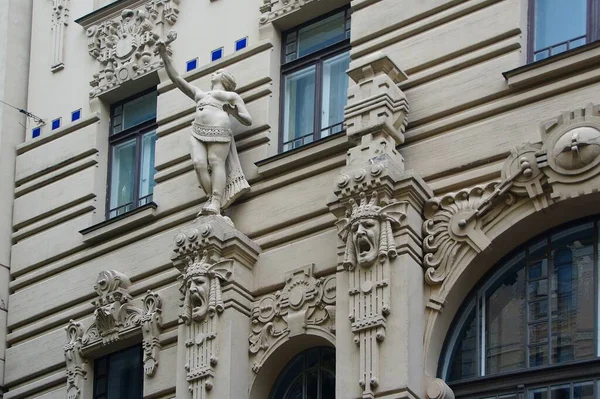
[530,388,548,399]
[109,139,136,217]
[485,257,527,374]
[121,91,157,131]
[139,131,157,205]
[321,51,350,137]
[551,385,570,399]
[447,305,477,381]
[297,11,346,58]
[283,65,316,151]
[534,0,587,60]
[574,382,594,399]
[93,346,142,399]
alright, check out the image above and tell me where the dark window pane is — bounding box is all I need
[486,255,527,374]
[448,305,477,381]
[106,346,143,399]
[574,381,594,399]
[122,91,157,130]
[529,387,548,399]
[306,369,318,399]
[270,348,335,399]
[550,385,570,399]
[283,65,316,151]
[534,0,587,56]
[297,11,346,58]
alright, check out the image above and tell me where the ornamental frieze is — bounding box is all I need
[248,265,336,373]
[259,0,320,25]
[63,271,163,398]
[423,103,600,287]
[84,0,180,98]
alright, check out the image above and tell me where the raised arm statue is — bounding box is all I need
[157,32,251,216]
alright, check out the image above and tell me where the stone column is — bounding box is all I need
[171,215,260,399]
[331,52,432,399]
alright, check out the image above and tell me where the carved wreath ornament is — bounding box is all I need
[64,271,162,399]
[423,103,600,287]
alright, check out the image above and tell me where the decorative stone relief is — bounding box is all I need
[336,191,407,397]
[85,0,180,98]
[426,378,455,399]
[179,250,232,397]
[50,0,69,72]
[63,271,163,396]
[423,103,600,287]
[248,265,336,373]
[259,0,320,25]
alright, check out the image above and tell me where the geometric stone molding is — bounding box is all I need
[345,52,409,146]
[83,0,181,98]
[423,103,600,287]
[50,0,69,72]
[336,191,407,398]
[248,264,336,373]
[63,271,163,397]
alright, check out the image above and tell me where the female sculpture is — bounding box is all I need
[157,36,251,215]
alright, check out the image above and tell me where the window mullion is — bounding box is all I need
[314,59,323,142]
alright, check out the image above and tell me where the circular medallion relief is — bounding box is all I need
[553,126,600,171]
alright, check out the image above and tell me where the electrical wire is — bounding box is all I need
[0,98,45,125]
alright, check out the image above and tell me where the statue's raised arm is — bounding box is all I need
[158,32,251,218]
[156,33,203,101]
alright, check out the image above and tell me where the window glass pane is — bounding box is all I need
[574,381,594,399]
[321,51,350,137]
[109,139,136,217]
[448,305,477,381]
[139,131,157,205]
[530,388,548,399]
[283,65,316,151]
[284,376,303,399]
[106,346,142,399]
[298,11,346,58]
[550,385,570,399]
[121,91,157,131]
[485,255,527,374]
[534,0,587,60]
[550,223,595,364]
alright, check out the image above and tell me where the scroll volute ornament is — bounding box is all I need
[92,270,133,343]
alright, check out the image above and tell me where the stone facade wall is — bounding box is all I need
[3,0,600,398]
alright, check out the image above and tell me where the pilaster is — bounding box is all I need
[332,52,433,399]
[171,215,260,399]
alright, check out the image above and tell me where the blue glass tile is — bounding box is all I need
[32,127,41,138]
[186,59,198,72]
[71,109,81,122]
[211,48,223,62]
[235,37,248,51]
[51,118,61,130]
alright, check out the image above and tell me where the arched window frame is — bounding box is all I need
[440,218,600,397]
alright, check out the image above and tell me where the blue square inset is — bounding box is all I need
[211,48,223,62]
[51,118,61,130]
[71,109,81,122]
[186,59,198,72]
[235,37,248,51]
[32,127,41,138]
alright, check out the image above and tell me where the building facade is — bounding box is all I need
[1,0,600,398]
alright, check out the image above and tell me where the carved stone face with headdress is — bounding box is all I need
[181,251,232,324]
[337,192,406,270]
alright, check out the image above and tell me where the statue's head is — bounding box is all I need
[181,251,232,324]
[337,192,406,270]
[211,69,236,92]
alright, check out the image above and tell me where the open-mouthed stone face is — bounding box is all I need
[351,218,381,268]
[188,275,209,322]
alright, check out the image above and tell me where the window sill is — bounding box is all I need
[256,132,349,178]
[80,202,157,244]
[503,41,600,89]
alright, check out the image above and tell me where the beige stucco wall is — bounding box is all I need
[3,0,600,398]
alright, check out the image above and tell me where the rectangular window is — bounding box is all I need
[529,0,594,62]
[93,345,143,399]
[280,8,350,152]
[108,89,158,219]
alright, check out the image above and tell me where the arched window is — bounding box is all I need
[270,347,335,399]
[441,219,600,398]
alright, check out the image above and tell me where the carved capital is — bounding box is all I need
[249,265,336,373]
[345,52,409,146]
[426,378,455,399]
[84,1,181,98]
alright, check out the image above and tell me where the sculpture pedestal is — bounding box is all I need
[172,215,260,399]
